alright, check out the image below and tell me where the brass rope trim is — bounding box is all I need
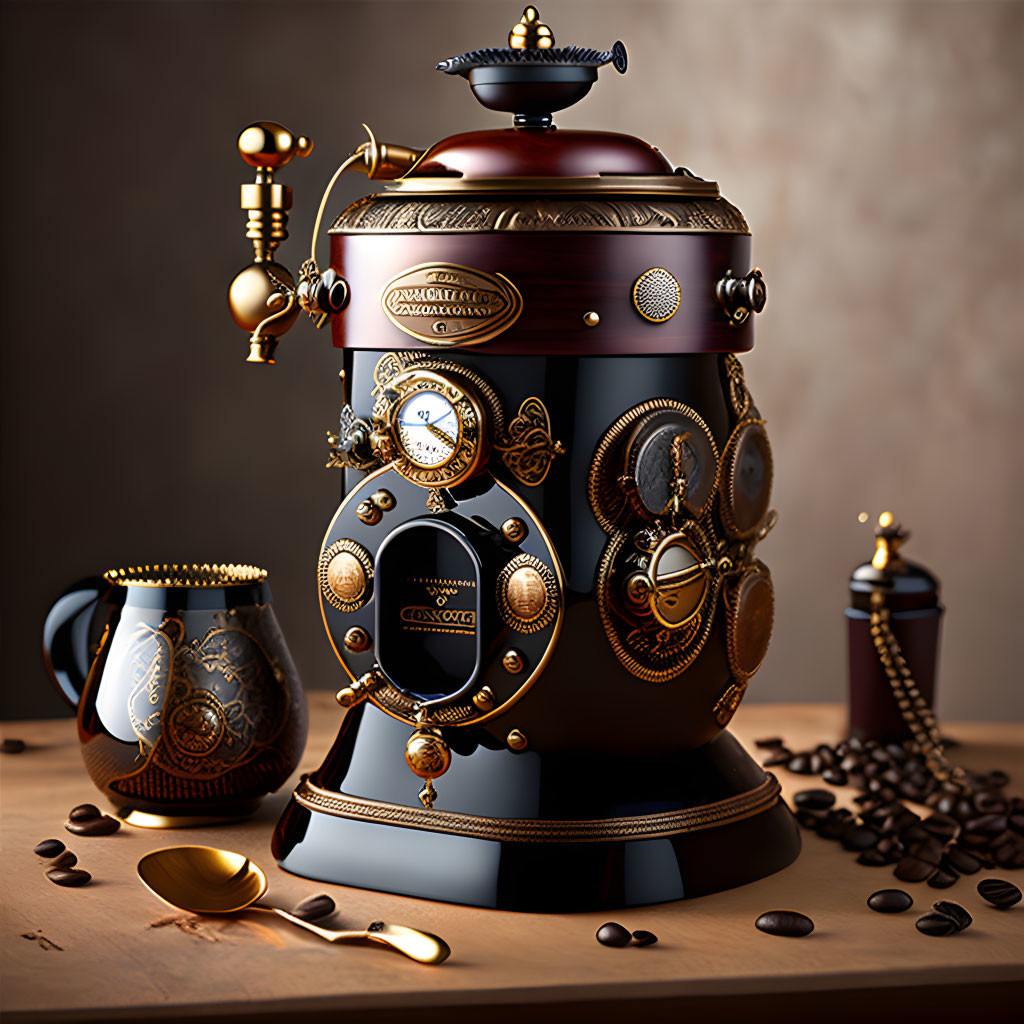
[104,564,267,588]
[294,773,780,843]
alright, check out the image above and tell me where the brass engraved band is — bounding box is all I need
[294,773,781,844]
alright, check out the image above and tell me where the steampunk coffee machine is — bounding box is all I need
[229,7,799,910]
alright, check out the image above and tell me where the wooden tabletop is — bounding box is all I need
[2,697,1022,1024]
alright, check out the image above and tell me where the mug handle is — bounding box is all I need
[42,577,115,708]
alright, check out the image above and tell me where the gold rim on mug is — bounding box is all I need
[103,564,268,588]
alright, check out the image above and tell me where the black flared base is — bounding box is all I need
[271,707,800,911]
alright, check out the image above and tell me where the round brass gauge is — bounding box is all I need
[723,564,774,682]
[645,532,711,629]
[377,369,489,489]
[720,419,773,539]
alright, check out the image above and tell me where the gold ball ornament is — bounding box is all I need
[405,730,451,780]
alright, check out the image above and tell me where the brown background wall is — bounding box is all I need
[1,0,1021,723]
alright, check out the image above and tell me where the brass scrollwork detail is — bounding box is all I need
[496,397,565,486]
[713,680,748,727]
[326,404,378,471]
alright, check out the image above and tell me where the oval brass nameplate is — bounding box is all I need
[380,263,523,347]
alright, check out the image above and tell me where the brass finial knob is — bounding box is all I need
[237,121,313,172]
[509,6,554,49]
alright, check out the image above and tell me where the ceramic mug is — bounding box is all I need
[43,564,307,826]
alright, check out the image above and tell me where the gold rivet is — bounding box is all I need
[501,517,528,544]
[371,489,395,511]
[503,650,524,674]
[583,311,600,327]
[336,686,358,707]
[506,729,528,752]
[356,500,383,525]
[343,626,372,653]
[472,686,495,712]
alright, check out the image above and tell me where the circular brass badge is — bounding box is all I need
[724,565,774,681]
[319,539,374,612]
[632,267,681,323]
[498,554,559,634]
[721,420,773,539]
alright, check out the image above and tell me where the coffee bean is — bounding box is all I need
[755,737,785,749]
[988,770,1010,787]
[65,815,120,836]
[33,839,65,858]
[1009,814,1024,835]
[762,750,791,767]
[868,889,913,913]
[51,850,77,869]
[787,754,813,775]
[857,849,888,866]
[754,910,814,937]
[1,738,26,754]
[977,878,1022,909]
[822,768,848,787]
[974,792,1007,815]
[841,827,880,852]
[895,855,935,883]
[816,813,849,840]
[927,869,959,889]
[966,814,1007,835]
[815,745,836,767]
[922,814,960,841]
[291,894,336,921]
[631,930,658,946]
[808,753,824,774]
[46,868,91,888]
[796,809,826,829]
[945,846,981,875]
[596,922,631,947]
[68,803,101,823]
[916,912,957,937]
[932,900,972,931]
[794,789,835,811]
[840,755,862,774]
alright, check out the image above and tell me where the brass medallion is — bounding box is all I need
[595,526,719,683]
[319,539,374,612]
[723,563,774,682]
[498,553,559,634]
[380,263,523,347]
[720,419,773,539]
[588,399,718,533]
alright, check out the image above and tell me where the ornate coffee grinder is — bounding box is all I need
[230,7,799,910]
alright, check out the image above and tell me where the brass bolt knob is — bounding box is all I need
[502,650,525,674]
[501,517,528,544]
[506,729,529,752]
[343,626,372,653]
[716,268,767,326]
[472,686,495,712]
[583,311,601,327]
[371,489,396,511]
[509,6,554,49]
[356,500,383,526]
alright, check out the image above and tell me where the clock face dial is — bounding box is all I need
[396,391,461,469]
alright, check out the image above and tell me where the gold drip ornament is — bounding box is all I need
[405,719,452,809]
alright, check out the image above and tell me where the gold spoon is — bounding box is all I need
[137,846,450,964]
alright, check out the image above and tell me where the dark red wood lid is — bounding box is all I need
[406,128,673,179]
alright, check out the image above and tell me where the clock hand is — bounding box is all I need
[426,422,456,448]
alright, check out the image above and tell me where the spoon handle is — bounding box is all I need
[260,908,450,964]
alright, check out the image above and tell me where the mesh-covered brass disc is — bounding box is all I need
[720,419,773,539]
[632,267,681,322]
[723,564,774,681]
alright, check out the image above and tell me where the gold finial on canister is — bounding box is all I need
[509,6,554,49]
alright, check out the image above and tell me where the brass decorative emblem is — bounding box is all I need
[496,397,565,486]
[595,527,719,683]
[720,419,774,540]
[713,681,748,727]
[498,554,559,634]
[588,399,718,533]
[404,725,451,809]
[319,539,374,612]
[380,263,523,347]
[632,267,681,323]
[723,563,774,682]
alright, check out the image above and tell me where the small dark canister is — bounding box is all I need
[846,514,943,742]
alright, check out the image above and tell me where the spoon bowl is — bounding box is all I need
[137,845,450,964]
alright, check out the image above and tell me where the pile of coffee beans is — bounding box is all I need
[758,735,1024,887]
[34,838,91,887]
[754,910,814,937]
[595,922,659,947]
[65,803,120,836]
[290,893,336,921]
[915,900,972,937]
